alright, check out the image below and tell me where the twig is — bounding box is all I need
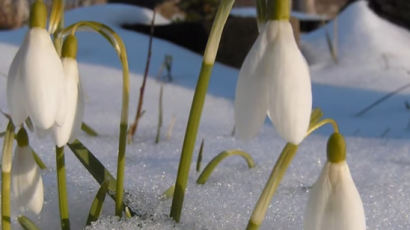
[127,10,156,142]
[155,84,164,144]
[355,82,410,117]
[166,115,176,140]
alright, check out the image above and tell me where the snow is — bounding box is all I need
[1,1,410,229]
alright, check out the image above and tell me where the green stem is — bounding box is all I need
[306,118,339,136]
[58,21,130,217]
[246,114,340,229]
[115,124,127,217]
[169,0,234,223]
[246,143,298,230]
[56,146,70,230]
[267,0,290,20]
[1,122,14,230]
[197,150,255,184]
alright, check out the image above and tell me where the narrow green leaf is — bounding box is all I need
[86,180,109,226]
[160,185,175,201]
[81,122,99,137]
[197,150,255,184]
[196,139,205,172]
[17,216,40,230]
[31,147,47,170]
[308,108,324,130]
[67,140,134,215]
[155,84,164,144]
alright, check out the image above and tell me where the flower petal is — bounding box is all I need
[21,28,64,130]
[7,44,28,126]
[234,21,279,140]
[11,146,44,215]
[304,162,366,230]
[69,80,85,143]
[54,58,79,147]
[267,21,312,145]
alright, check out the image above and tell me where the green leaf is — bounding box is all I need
[67,140,134,215]
[31,147,47,170]
[86,180,109,226]
[17,216,40,230]
[81,122,99,137]
[197,149,255,184]
[160,185,175,201]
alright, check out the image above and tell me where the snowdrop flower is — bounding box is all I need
[234,20,312,145]
[304,133,366,230]
[11,128,44,214]
[7,1,64,129]
[53,35,84,147]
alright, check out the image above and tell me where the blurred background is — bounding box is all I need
[0,0,408,68]
[1,0,408,29]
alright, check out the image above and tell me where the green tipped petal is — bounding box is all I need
[29,1,47,29]
[62,35,78,59]
[327,133,346,163]
[16,128,29,147]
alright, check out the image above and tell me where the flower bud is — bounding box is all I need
[29,1,47,29]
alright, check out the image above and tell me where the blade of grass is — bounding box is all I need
[196,139,205,172]
[81,122,99,136]
[86,180,109,226]
[17,216,40,230]
[31,147,47,170]
[67,140,134,215]
[197,150,255,184]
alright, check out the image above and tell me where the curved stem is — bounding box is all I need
[49,0,64,34]
[169,0,234,223]
[56,146,70,230]
[246,143,298,230]
[306,118,339,137]
[1,122,14,230]
[197,150,255,184]
[58,21,130,217]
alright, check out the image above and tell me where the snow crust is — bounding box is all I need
[1,1,410,229]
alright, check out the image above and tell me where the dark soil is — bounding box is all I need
[124,16,259,68]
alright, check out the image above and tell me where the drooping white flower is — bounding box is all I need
[304,161,366,230]
[11,129,44,215]
[69,81,85,143]
[234,20,312,145]
[7,1,64,129]
[53,58,79,147]
[53,35,84,147]
[304,133,366,230]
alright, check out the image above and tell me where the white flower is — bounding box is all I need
[53,57,80,147]
[69,81,85,143]
[11,130,44,214]
[304,161,366,230]
[7,27,64,129]
[234,20,312,145]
